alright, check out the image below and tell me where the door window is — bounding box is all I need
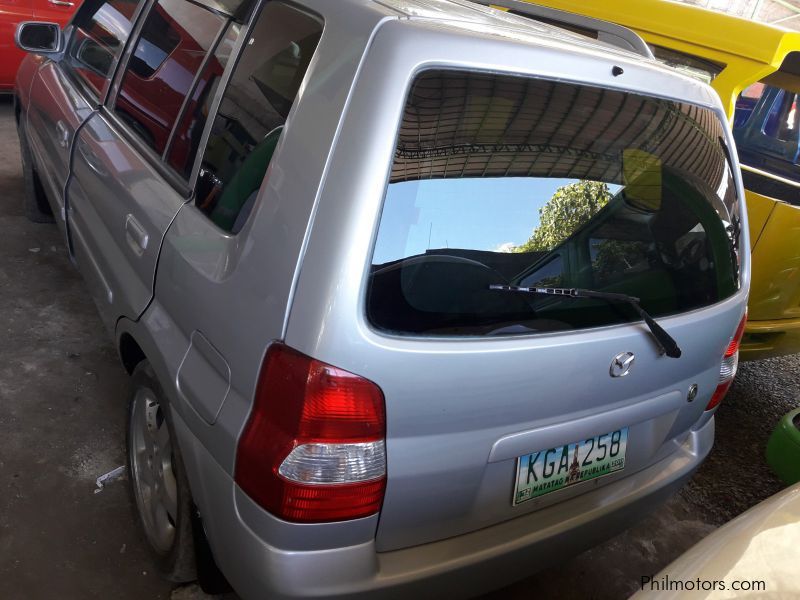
[734,82,766,129]
[732,52,800,200]
[165,22,241,178]
[64,0,141,98]
[193,2,323,233]
[763,90,799,143]
[113,0,226,155]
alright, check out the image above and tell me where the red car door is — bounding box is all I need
[0,0,34,91]
[32,0,81,24]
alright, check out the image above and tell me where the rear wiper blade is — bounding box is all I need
[488,285,682,359]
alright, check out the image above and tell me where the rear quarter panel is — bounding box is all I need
[145,0,396,476]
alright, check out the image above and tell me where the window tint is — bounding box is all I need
[734,82,766,128]
[733,52,800,195]
[65,0,141,98]
[194,2,322,233]
[589,237,652,288]
[166,22,241,178]
[519,255,563,288]
[127,8,180,78]
[368,71,740,337]
[764,90,799,142]
[114,0,225,155]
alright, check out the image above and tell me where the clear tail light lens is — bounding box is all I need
[235,343,386,522]
[706,311,747,411]
[278,441,386,484]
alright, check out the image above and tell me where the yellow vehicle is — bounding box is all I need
[515,0,800,360]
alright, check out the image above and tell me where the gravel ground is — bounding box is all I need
[0,95,796,600]
[681,355,794,526]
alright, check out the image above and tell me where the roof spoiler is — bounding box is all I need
[469,0,654,59]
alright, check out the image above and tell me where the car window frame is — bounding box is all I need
[185,0,324,233]
[60,0,150,108]
[98,0,252,197]
[128,7,229,158]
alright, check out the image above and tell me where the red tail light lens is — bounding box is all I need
[235,343,386,522]
[706,379,733,412]
[724,312,747,358]
[706,311,747,411]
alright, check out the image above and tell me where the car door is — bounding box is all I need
[0,0,34,91]
[24,0,142,237]
[32,0,83,25]
[66,0,235,332]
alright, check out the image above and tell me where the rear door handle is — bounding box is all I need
[48,0,75,6]
[55,120,69,148]
[125,214,149,255]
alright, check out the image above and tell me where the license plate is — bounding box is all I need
[513,428,629,505]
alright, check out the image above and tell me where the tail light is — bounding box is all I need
[235,343,386,522]
[706,311,747,411]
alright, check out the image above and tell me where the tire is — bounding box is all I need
[126,361,196,582]
[17,120,55,224]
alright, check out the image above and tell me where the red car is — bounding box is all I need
[0,0,81,92]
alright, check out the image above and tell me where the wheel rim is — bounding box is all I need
[130,387,178,553]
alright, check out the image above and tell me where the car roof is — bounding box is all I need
[306,0,717,107]
[371,0,650,59]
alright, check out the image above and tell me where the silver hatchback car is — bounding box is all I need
[14,0,749,597]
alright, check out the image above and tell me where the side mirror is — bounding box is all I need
[15,22,63,54]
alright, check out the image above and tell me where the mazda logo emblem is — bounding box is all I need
[610,352,635,378]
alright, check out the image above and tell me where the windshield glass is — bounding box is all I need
[367,70,741,337]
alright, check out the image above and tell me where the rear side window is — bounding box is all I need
[193,2,322,233]
[65,0,141,98]
[368,71,741,337]
[113,0,226,155]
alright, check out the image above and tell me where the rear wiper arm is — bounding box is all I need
[488,285,682,359]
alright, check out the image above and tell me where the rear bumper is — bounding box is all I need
[741,318,800,361]
[176,413,714,600]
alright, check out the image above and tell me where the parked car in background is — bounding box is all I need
[520,0,800,361]
[14,0,749,597]
[0,0,82,92]
[631,483,800,599]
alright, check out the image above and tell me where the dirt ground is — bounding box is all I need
[0,95,794,600]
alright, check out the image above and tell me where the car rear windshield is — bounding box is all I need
[367,70,741,337]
